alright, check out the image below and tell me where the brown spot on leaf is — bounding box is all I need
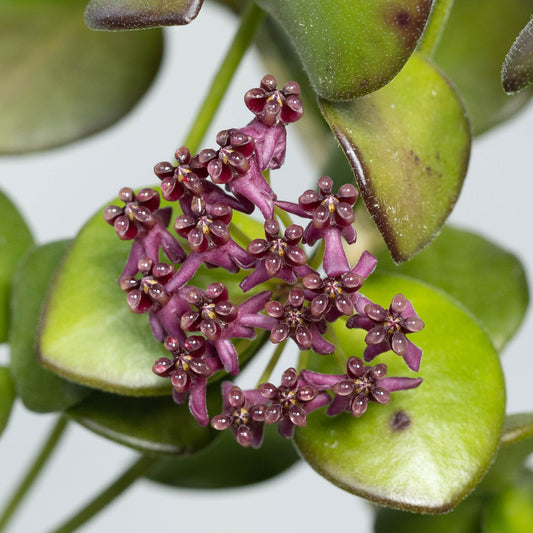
[391,410,411,431]
[383,1,433,48]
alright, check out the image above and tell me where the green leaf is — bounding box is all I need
[374,492,485,533]
[295,273,505,513]
[146,423,299,488]
[0,189,34,342]
[433,0,533,135]
[10,241,91,412]
[484,470,533,533]
[320,53,470,263]
[67,389,216,455]
[39,200,268,395]
[85,0,203,30]
[502,17,533,94]
[0,367,15,437]
[255,0,433,101]
[0,0,162,154]
[481,414,533,492]
[376,226,529,351]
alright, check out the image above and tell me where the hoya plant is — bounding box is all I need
[1,0,533,531]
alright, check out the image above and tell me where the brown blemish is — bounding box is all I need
[383,1,433,48]
[391,410,411,431]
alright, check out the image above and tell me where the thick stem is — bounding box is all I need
[183,2,265,154]
[48,455,158,533]
[418,0,455,58]
[0,417,68,532]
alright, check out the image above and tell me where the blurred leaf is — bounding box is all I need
[255,0,433,101]
[295,273,505,513]
[484,470,533,533]
[67,389,216,455]
[376,226,529,351]
[433,0,533,135]
[0,367,15,437]
[502,17,533,94]
[320,53,470,262]
[10,241,91,412]
[146,422,299,488]
[374,492,486,533]
[40,197,267,395]
[0,0,163,154]
[0,189,34,342]
[85,0,203,30]
[481,414,533,492]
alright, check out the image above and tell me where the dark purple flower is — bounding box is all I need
[103,187,185,279]
[153,336,223,426]
[241,75,302,171]
[179,283,272,375]
[347,294,425,372]
[241,288,334,354]
[302,250,378,321]
[165,197,253,291]
[244,74,303,127]
[207,129,277,219]
[301,356,422,417]
[240,218,311,292]
[211,382,266,448]
[276,177,359,276]
[258,367,330,438]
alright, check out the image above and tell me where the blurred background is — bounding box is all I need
[1,3,533,531]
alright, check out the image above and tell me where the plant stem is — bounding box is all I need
[183,1,265,154]
[418,0,455,58]
[0,416,68,532]
[48,455,158,533]
[256,342,287,386]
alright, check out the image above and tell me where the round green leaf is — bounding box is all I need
[0,189,34,342]
[255,0,433,101]
[295,273,505,512]
[0,0,162,154]
[10,241,91,412]
[320,53,470,262]
[502,17,533,94]
[85,0,203,30]
[39,200,269,395]
[0,366,15,437]
[67,389,217,455]
[484,471,533,533]
[376,226,529,351]
[433,0,533,135]
[146,422,299,489]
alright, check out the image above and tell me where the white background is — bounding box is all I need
[1,3,533,532]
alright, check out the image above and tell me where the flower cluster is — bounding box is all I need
[105,75,425,447]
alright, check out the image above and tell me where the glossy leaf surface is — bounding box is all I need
[434,0,533,135]
[67,390,216,455]
[320,53,470,262]
[10,241,91,412]
[0,367,15,437]
[40,202,268,395]
[502,17,533,94]
[376,226,529,351]
[295,274,505,512]
[255,0,432,101]
[0,190,34,342]
[146,423,299,488]
[85,0,203,29]
[0,0,162,154]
